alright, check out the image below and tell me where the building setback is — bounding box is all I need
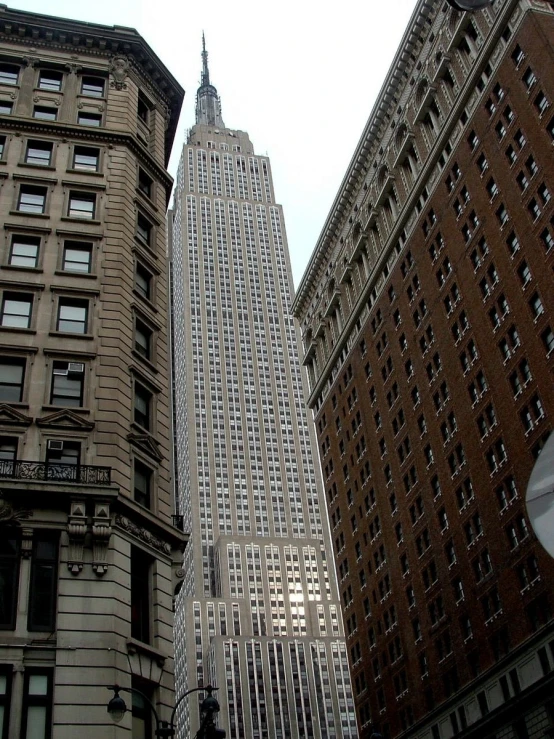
[170,39,358,739]
[0,6,185,737]
[293,1,554,738]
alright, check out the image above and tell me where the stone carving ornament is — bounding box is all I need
[109,56,129,90]
[115,513,171,555]
[0,492,32,524]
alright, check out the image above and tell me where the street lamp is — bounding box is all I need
[107,683,225,739]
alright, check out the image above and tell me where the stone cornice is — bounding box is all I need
[0,4,184,163]
[292,0,438,318]
[0,116,175,198]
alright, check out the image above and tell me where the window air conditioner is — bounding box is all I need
[68,363,85,374]
[47,440,64,451]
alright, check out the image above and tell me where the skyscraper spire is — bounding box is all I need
[195,33,225,128]
[201,31,210,86]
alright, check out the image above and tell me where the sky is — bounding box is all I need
[12,0,417,285]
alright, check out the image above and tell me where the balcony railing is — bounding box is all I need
[0,459,111,486]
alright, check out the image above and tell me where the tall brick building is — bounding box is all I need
[293,1,554,737]
[0,7,184,737]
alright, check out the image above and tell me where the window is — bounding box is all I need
[137,213,153,246]
[68,191,96,220]
[33,105,57,121]
[137,93,150,124]
[134,460,152,509]
[1,292,32,328]
[131,546,151,643]
[468,130,479,150]
[18,185,47,214]
[0,135,5,159]
[51,361,84,407]
[77,111,102,127]
[80,76,105,98]
[0,436,17,467]
[57,299,88,334]
[0,63,19,85]
[529,292,545,320]
[477,153,488,175]
[38,69,63,91]
[138,168,153,198]
[0,532,20,628]
[135,262,153,299]
[523,67,537,91]
[45,439,80,471]
[72,146,100,171]
[535,92,549,117]
[28,534,58,631]
[0,357,25,402]
[134,382,152,430]
[496,204,509,227]
[25,140,53,166]
[505,145,517,165]
[62,241,92,273]
[21,669,53,739]
[0,102,12,115]
[542,326,554,355]
[135,319,152,361]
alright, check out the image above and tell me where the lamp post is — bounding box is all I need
[107,683,225,739]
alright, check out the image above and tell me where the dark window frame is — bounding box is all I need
[9,234,40,268]
[61,241,93,273]
[80,76,105,98]
[72,145,100,172]
[131,546,152,644]
[37,69,63,92]
[134,381,152,431]
[17,185,47,214]
[0,63,19,86]
[0,292,33,329]
[0,357,25,402]
[25,140,53,167]
[56,298,89,334]
[0,532,20,630]
[67,191,96,220]
[134,459,152,509]
[27,534,59,632]
[32,105,57,121]
[20,668,54,739]
[50,361,85,408]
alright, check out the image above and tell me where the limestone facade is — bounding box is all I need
[0,6,185,737]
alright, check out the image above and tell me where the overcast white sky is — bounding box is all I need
[13,0,417,285]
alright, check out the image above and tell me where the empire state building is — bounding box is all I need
[171,39,358,739]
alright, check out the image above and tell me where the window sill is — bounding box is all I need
[18,162,56,172]
[2,264,43,273]
[132,350,158,374]
[0,325,36,334]
[132,288,158,313]
[65,168,104,178]
[126,638,167,667]
[54,270,97,280]
[48,331,94,340]
[60,217,102,226]
[9,210,49,219]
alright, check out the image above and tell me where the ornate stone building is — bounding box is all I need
[0,6,184,737]
[293,1,554,738]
